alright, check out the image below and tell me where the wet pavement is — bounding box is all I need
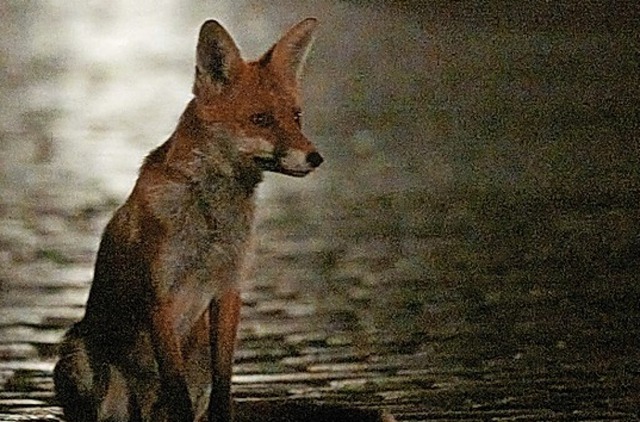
[2,2,640,421]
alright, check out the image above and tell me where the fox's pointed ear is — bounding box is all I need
[260,18,318,81]
[194,20,242,95]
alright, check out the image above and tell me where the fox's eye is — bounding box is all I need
[251,112,274,128]
[293,110,302,127]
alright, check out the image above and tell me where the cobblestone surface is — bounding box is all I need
[2,166,640,421]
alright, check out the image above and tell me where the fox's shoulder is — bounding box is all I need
[102,152,191,243]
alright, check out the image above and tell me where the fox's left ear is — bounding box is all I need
[260,18,318,81]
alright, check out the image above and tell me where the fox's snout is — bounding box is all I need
[253,146,323,177]
[279,147,323,177]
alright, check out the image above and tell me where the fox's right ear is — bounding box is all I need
[193,20,243,96]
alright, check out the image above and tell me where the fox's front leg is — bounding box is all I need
[208,289,242,422]
[149,300,196,422]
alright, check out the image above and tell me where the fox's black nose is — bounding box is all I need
[306,151,324,168]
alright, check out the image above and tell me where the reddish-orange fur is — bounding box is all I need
[54,18,321,422]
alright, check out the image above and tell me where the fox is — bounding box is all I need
[53,18,324,422]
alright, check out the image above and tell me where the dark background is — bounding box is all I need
[1,1,639,420]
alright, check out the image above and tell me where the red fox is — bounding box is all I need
[54,18,323,422]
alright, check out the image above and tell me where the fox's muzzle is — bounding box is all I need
[255,149,323,177]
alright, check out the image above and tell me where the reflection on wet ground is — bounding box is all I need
[2,1,640,421]
[2,160,639,420]
[256,184,640,420]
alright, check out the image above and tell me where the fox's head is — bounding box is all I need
[191,18,322,177]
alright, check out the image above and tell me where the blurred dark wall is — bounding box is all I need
[342,1,639,32]
[309,1,639,197]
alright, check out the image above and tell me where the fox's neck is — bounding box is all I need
[153,99,263,196]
